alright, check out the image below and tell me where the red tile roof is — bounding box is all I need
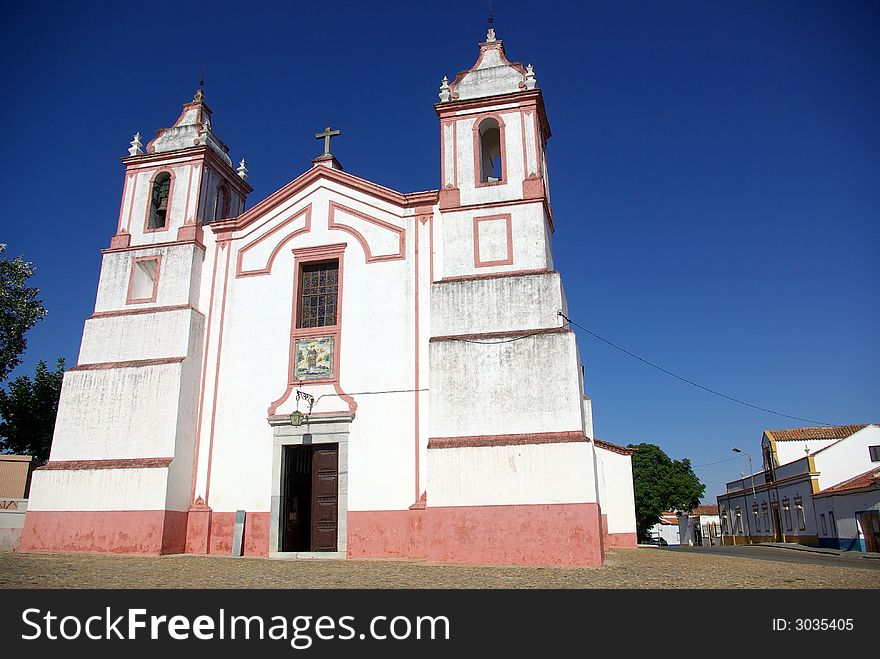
[593,439,637,455]
[691,504,719,516]
[766,425,868,442]
[817,466,880,495]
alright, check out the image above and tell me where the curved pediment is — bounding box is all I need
[443,32,535,102]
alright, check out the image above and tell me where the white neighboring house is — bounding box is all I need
[717,424,880,552]
[678,504,722,546]
[19,28,637,566]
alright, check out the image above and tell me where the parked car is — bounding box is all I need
[642,536,668,546]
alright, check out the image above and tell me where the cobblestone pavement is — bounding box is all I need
[1,548,878,589]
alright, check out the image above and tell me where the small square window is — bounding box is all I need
[869,445,880,462]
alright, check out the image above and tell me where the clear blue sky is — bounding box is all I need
[2,1,878,501]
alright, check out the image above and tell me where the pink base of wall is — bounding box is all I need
[21,505,609,565]
[605,532,637,548]
[426,503,604,566]
[19,510,187,554]
[349,502,604,566]
[20,510,270,556]
[348,509,426,559]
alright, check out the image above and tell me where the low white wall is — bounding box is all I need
[595,446,636,534]
[28,469,169,511]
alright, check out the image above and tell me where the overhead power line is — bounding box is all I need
[557,312,830,426]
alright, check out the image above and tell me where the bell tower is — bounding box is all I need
[436,28,551,214]
[111,88,252,249]
[21,90,252,555]
[426,30,604,566]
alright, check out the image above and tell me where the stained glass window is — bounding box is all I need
[299,262,338,328]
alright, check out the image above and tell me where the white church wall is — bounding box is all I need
[49,364,185,461]
[428,441,598,507]
[440,202,551,278]
[164,330,205,512]
[94,243,203,312]
[28,467,169,511]
[199,183,424,515]
[431,271,564,337]
[79,308,204,364]
[429,331,584,438]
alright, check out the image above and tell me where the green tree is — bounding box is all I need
[0,244,48,382]
[627,442,705,541]
[0,358,65,463]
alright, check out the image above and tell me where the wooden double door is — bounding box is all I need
[281,444,338,552]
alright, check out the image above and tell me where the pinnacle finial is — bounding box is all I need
[193,88,205,104]
[524,63,537,90]
[128,131,143,156]
[237,158,249,181]
[486,28,496,43]
[439,76,451,102]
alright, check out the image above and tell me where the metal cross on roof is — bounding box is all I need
[315,126,341,156]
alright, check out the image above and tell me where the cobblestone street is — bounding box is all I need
[2,547,878,589]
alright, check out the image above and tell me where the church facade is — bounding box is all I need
[20,31,637,566]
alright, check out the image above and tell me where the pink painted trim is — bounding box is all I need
[430,326,570,343]
[124,173,139,234]
[182,165,195,224]
[37,457,173,471]
[116,174,132,234]
[593,438,637,456]
[69,357,185,371]
[413,218,420,503]
[428,430,588,449]
[435,90,549,133]
[109,232,131,249]
[328,201,405,262]
[125,255,162,305]
[440,121,449,189]
[211,165,438,233]
[204,244,233,506]
[102,238,206,254]
[472,113,508,188]
[191,243,224,505]
[142,169,176,234]
[429,215,435,283]
[89,304,203,320]
[472,213,513,268]
[267,243,352,415]
[443,195,552,218]
[123,147,252,196]
[445,39,527,97]
[236,205,312,277]
[439,268,551,283]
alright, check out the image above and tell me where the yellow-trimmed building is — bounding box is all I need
[717,424,880,550]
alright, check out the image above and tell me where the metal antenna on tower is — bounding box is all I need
[488,0,494,29]
[199,65,206,90]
